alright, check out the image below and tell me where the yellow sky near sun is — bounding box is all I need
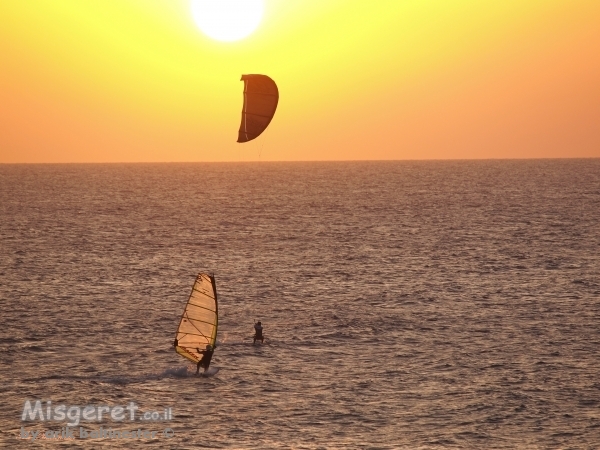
[1,0,599,162]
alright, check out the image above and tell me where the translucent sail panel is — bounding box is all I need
[175,273,218,363]
[237,74,279,143]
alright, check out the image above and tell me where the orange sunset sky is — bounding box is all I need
[1,0,599,163]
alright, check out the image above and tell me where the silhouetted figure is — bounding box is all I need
[195,344,214,374]
[253,321,264,344]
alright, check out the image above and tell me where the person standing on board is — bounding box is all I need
[195,344,214,374]
[253,321,264,344]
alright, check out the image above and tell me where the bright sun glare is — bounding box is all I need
[191,0,264,42]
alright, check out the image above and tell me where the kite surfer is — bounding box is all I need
[195,344,214,374]
[253,321,264,344]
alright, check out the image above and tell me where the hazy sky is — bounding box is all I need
[1,0,599,163]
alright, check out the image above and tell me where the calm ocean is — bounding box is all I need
[1,160,599,449]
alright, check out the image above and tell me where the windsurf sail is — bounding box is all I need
[174,273,218,364]
[237,74,278,143]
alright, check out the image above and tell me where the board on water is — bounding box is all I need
[199,367,220,377]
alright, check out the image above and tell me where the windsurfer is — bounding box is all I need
[253,321,264,344]
[195,344,214,374]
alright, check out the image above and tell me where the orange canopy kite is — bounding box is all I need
[237,74,279,143]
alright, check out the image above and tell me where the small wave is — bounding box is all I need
[159,366,192,378]
[20,345,46,352]
[96,366,196,385]
[24,366,202,386]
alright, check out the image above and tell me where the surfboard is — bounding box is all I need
[200,367,220,377]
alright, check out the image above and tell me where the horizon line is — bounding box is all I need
[1,157,599,165]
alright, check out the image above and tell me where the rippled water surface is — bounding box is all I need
[1,160,599,449]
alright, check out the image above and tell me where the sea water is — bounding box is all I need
[1,160,599,448]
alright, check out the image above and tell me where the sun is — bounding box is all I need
[190,0,264,42]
